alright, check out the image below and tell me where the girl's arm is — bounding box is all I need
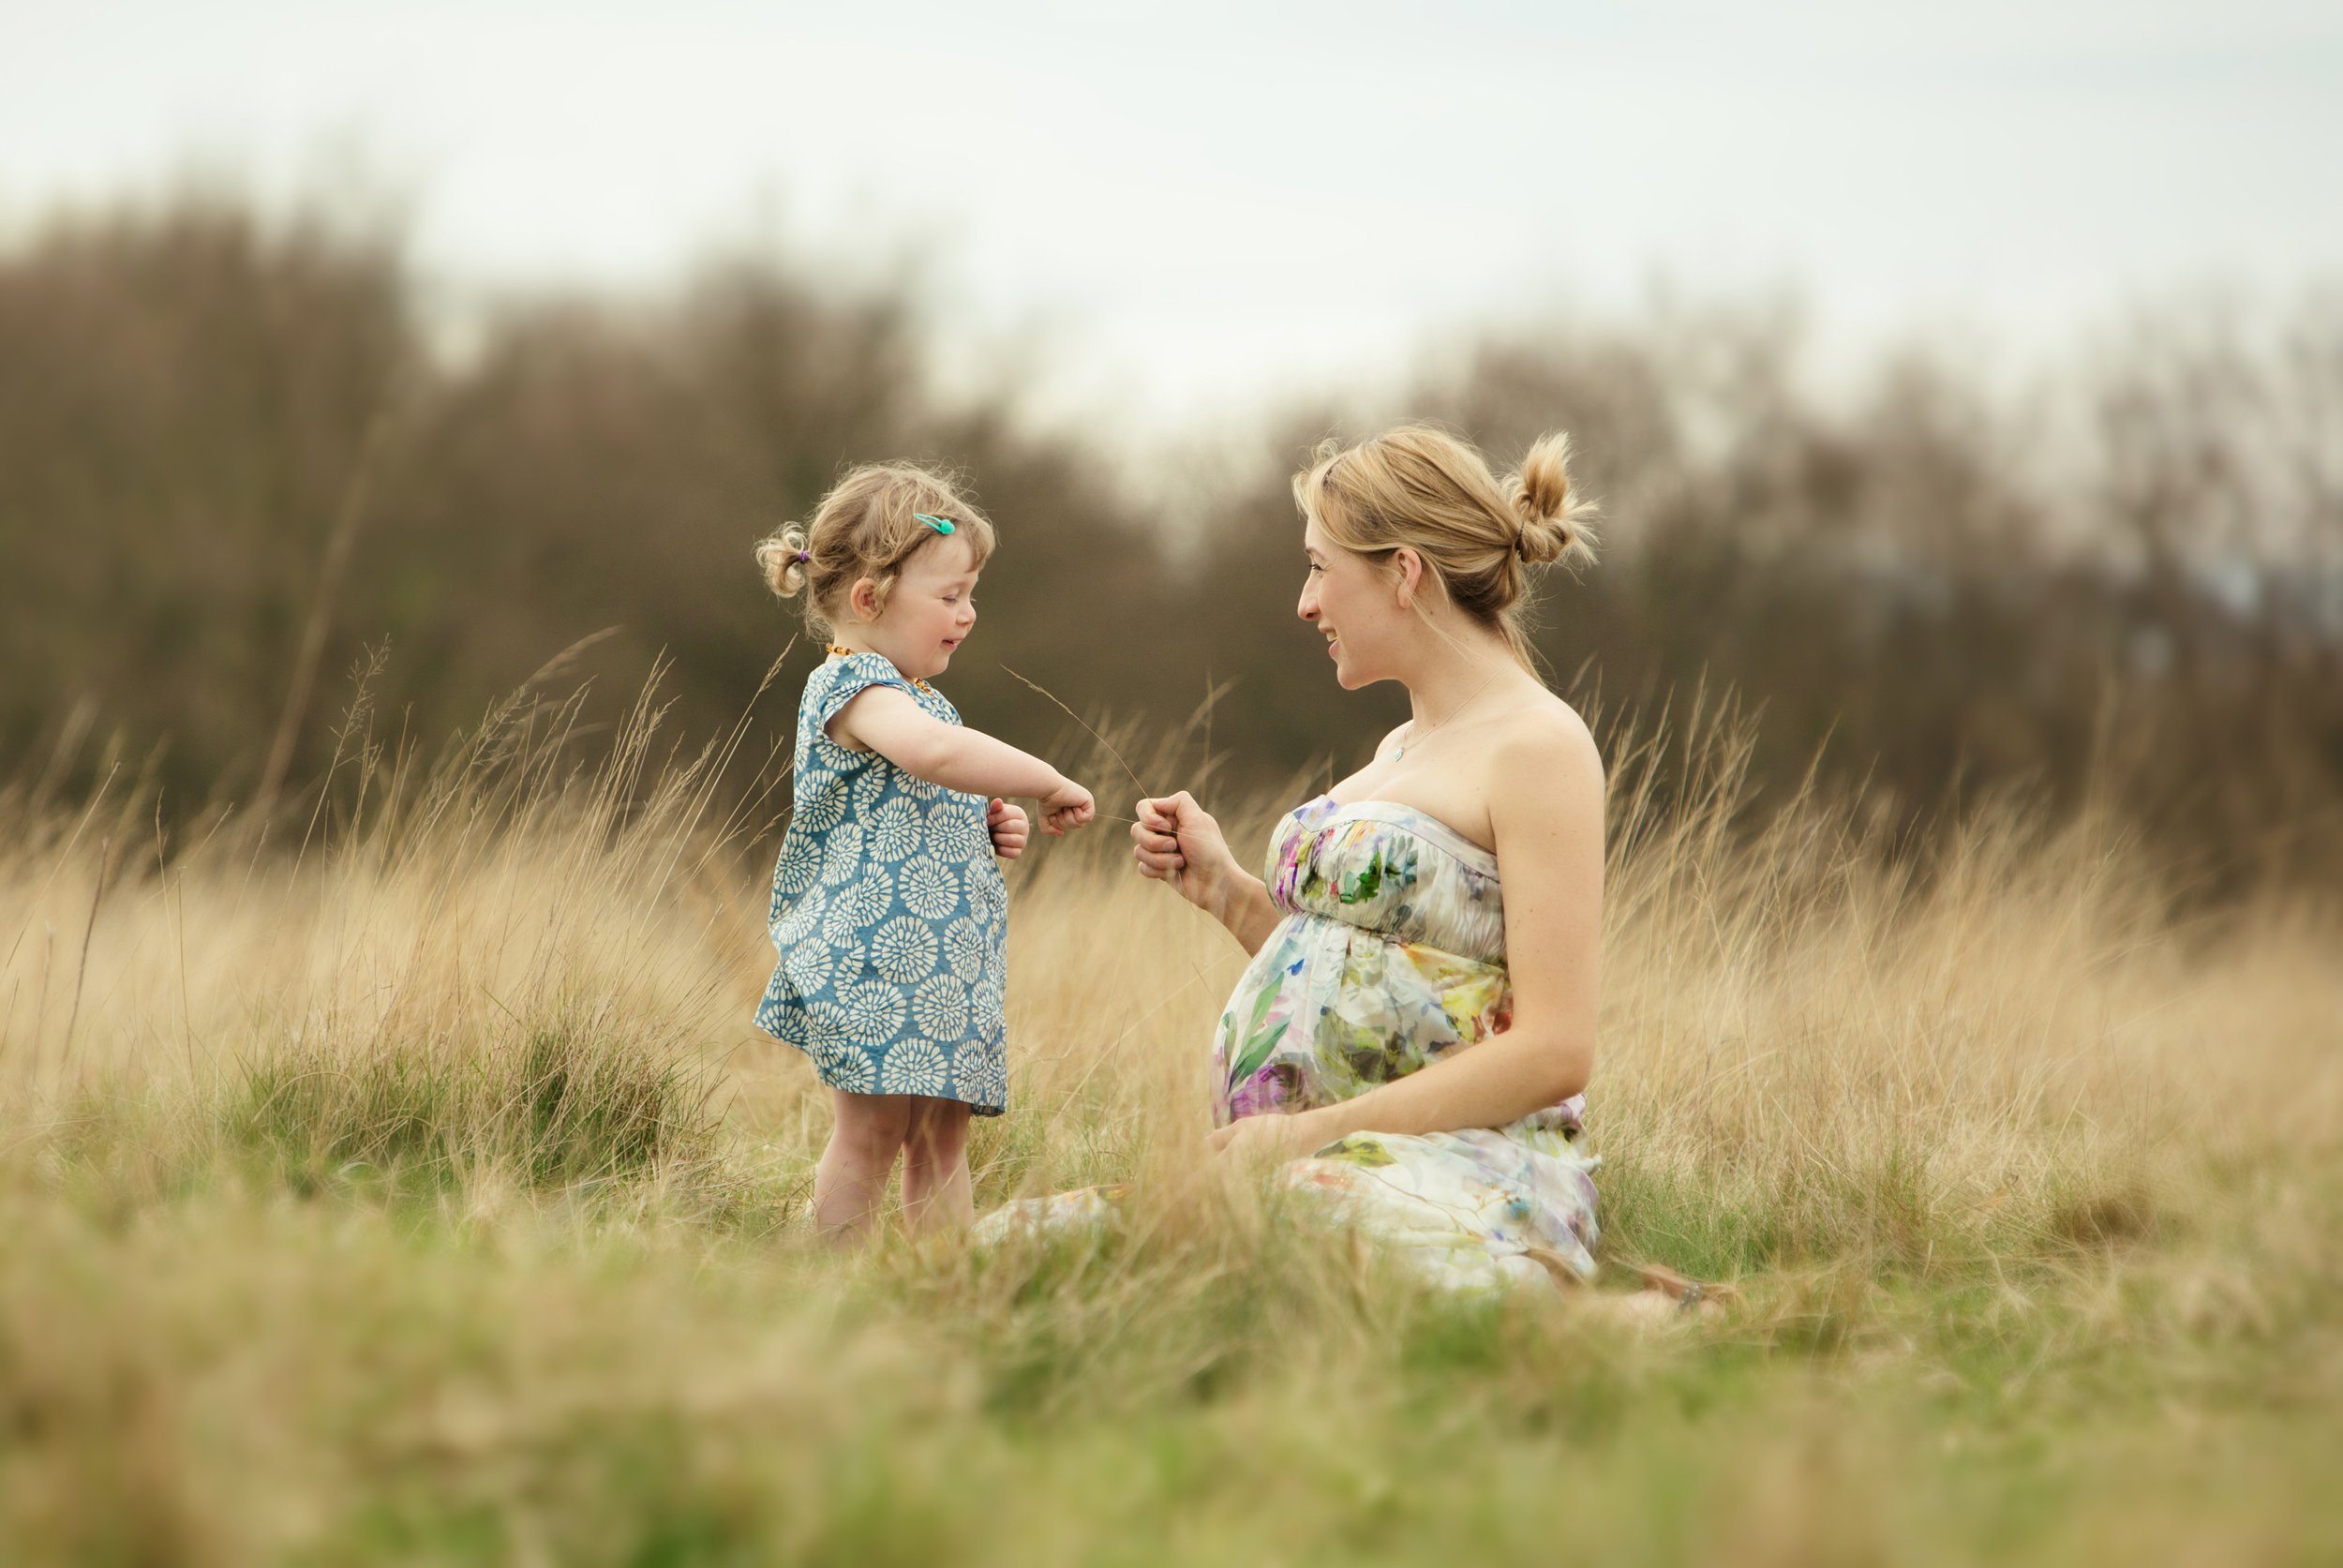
[831,686,1087,816]
[1221,718,1603,1156]
[1132,792,1283,955]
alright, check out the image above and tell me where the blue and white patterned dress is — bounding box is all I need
[754,650,1010,1113]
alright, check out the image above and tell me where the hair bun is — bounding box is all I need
[754,522,813,598]
[1505,431,1599,570]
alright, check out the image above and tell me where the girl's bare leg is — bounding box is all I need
[900,1097,974,1232]
[813,1090,912,1243]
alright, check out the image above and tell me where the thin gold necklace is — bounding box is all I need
[1391,665,1505,761]
[828,643,933,692]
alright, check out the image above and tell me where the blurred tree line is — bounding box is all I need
[4,192,2338,889]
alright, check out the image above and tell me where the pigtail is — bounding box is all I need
[754,522,813,599]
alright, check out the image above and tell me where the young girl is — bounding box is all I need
[753,462,1095,1241]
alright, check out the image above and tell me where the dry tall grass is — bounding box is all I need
[2,674,2338,1562]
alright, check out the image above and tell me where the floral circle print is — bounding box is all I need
[934,805,987,859]
[900,855,961,920]
[819,820,866,883]
[796,773,849,834]
[869,799,924,862]
[880,1038,950,1096]
[841,867,895,928]
[843,979,908,1046]
[814,1045,877,1094]
[820,896,868,945]
[944,918,986,981]
[962,1052,1007,1107]
[755,992,802,1040]
[783,941,836,995]
[778,850,820,897]
[912,973,970,1038]
[755,651,1010,1115]
[772,897,818,946]
[871,916,940,983]
[804,998,857,1045]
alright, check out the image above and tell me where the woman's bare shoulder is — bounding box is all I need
[1492,691,1603,790]
[1479,694,1604,853]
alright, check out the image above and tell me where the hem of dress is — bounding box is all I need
[755,1023,1007,1117]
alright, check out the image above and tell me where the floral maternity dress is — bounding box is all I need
[977,794,1600,1292]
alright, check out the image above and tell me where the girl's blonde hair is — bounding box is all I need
[1292,423,1598,671]
[754,462,997,635]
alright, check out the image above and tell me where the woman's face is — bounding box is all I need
[1298,516,1408,690]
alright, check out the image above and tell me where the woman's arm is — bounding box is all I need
[1203,871,1283,957]
[1218,718,1604,1157]
[1132,792,1282,955]
[833,687,1093,829]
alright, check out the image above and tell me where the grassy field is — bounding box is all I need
[3,681,2339,1566]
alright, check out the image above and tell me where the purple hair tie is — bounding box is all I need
[793,549,810,562]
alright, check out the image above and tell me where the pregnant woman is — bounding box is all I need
[983,422,1640,1297]
[1132,423,1606,1292]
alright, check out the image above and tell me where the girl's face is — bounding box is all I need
[850,533,980,680]
[1297,516,1410,690]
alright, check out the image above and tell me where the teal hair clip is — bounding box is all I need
[914,512,958,535]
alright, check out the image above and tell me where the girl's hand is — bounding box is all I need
[986,798,1031,860]
[1040,778,1095,836]
[1205,1111,1329,1167]
[1131,791,1237,913]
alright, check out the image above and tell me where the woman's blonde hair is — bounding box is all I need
[1292,423,1598,671]
[754,462,997,635]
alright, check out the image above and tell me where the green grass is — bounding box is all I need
[4,707,2337,1563]
[4,1098,2338,1566]
[220,1020,724,1202]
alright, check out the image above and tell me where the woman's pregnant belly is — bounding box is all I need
[1213,913,1512,1125]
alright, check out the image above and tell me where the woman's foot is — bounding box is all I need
[1633,1262,1732,1319]
[1573,1263,1733,1325]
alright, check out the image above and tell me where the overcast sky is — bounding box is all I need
[6,1,2339,434]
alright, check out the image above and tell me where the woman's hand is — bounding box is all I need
[1131,790,1238,914]
[986,798,1030,859]
[1040,778,1096,836]
[1205,1111,1331,1166]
